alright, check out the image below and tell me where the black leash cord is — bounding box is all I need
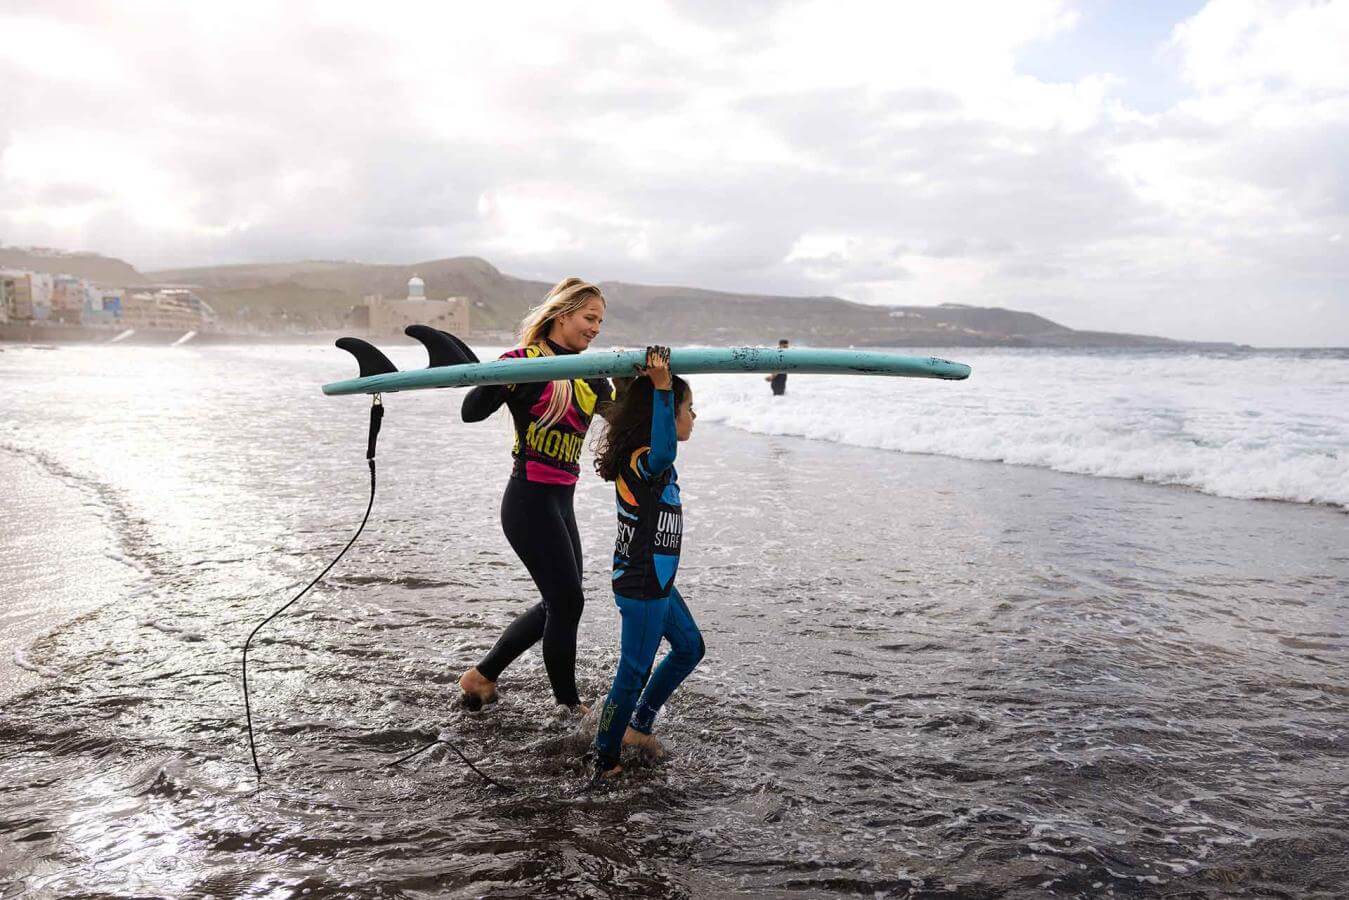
[242,397,383,781]
[241,397,512,792]
[384,738,515,792]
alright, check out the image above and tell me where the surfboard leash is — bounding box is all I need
[241,395,383,781]
[239,395,511,791]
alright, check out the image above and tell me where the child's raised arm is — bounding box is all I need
[639,345,676,476]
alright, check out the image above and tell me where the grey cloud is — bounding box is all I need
[34,182,110,206]
[3,4,1346,343]
[999,261,1069,279]
[1224,231,1349,280]
[345,139,494,228]
[924,238,1017,258]
[737,86,1157,250]
[880,89,963,112]
[667,0,790,30]
[1226,121,1349,216]
[807,259,915,283]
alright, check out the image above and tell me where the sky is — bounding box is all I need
[1,0,1346,345]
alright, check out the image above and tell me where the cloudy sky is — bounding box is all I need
[2,1,1346,345]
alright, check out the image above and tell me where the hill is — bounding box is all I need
[0,247,149,285]
[0,249,1226,348]
[151,256,1221,347]
[150,256,541,332]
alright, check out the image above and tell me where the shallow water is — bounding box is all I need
[1,343,1346,898]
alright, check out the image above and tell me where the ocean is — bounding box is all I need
[1,342,1345,897]
[694,347,1349,509]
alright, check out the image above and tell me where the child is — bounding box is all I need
[588,345,703,780]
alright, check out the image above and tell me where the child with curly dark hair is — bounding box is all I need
[588,345,702,781]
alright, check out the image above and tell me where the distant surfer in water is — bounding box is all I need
[765,338,789,395]
[587,345,703,780]
[457,277,614,717]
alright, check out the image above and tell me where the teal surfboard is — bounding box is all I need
[323,346,970,396]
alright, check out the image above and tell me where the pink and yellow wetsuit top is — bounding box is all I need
[491,340,614,485]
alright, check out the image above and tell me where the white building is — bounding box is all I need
[361,274,470,337]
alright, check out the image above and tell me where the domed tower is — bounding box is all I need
[406,274,425,300]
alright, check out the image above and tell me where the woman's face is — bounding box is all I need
[676,390,696,441]
[549,297,605,351]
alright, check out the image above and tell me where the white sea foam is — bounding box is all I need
[692,349,1349,509]
[138,619,207,642]
[13,648,59,678]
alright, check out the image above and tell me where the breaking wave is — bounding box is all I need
[694,348,1349,509]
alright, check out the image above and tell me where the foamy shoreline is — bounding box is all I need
[0,452,142,698]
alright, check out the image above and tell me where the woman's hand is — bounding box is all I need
[636,345,672,390]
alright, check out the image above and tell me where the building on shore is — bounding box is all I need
[353,274,470,336]
[121,289,216,331]
[51,274,88,324]
[30,271,52,320]
[84,287,124,325]
[0,270,41,321]
[0,265,213,332]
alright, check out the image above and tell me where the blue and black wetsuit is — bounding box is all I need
[594,388,705,769]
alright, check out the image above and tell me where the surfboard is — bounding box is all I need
[323,342,971,396]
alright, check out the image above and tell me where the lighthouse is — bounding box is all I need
[356,272,470,336]
[406,274,425,300]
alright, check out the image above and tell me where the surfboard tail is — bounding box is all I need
[335,327,480,382]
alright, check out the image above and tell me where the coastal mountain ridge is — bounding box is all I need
[3,246,1229,347]
[0,246,148,287]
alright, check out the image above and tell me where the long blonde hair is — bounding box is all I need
[519,276,606,429]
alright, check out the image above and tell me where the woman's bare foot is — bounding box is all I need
[457,668,497,711]
[550,702,592,732]
[622,727,665,759]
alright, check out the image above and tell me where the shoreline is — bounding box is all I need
[0,451,143,698]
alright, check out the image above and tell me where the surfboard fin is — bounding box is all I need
[404,325,479,367]
[441,330,480,364]
[336,337,399,378]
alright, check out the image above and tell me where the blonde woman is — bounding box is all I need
[457,277,613,715]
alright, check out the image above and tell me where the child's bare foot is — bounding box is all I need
[622,727,665,759]
[457,668,497,711]
[590,754,623,782]
[577,764,621,794]
[573,750,622,794]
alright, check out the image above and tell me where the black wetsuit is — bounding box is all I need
[461,339,613,707]
[770,372,787,396]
